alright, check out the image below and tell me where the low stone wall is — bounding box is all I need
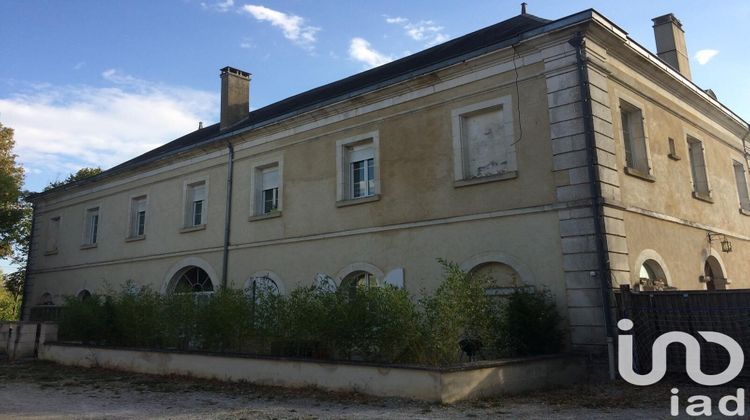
[40,343,587,403]
[0,322,57,360]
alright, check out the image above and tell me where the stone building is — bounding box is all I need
[22,8,750,351]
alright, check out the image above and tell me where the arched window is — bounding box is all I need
[313,273,337,293]
[469,262,528,296]
[340,271,378,297]
[245,275,280,300]
[638,259,668,291]
[173,266,214,294]
[39,292,54,306]
[77,289,92,301]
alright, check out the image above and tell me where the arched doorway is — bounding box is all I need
[704,256,726,290]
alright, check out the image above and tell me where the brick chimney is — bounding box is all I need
[652,14,691,80]
[220,66,251,130]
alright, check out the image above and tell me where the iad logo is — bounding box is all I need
[618,319,746,416]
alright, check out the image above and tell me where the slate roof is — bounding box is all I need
[34,12,554,198]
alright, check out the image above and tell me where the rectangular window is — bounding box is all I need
[451,96,516,183]
[186,182,206,227]
[348,144,375,199]
[130,196,147,237]
[46,216,60,253]
[84,207,99,245]
[336,132,380,203]
[620,100,649,174]
[733,160,750,210]
[687,137,710,197]
[668,137,680,160]
[261,167,279,214]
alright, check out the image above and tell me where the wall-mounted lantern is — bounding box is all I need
[708,232,733,253]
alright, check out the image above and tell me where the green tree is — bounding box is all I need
[44,167,102,191]
[0,269,23,320]
[0,122,25,259]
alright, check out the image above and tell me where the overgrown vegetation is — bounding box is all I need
[59,261,563,365]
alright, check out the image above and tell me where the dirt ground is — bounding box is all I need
[0,359,734,419]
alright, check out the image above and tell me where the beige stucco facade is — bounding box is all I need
[23,10,750,351]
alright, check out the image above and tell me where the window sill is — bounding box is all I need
[248,211,282,222]
[336,194,381,208]
[624,167,656,182]
[740,208,750,217]
[80,243,97,250]
[454,171,518,188]
[44,249,58,256]
[692,191,714,204]
[668,153,681,161]
[180,224,206,234]
[125,235,146,242]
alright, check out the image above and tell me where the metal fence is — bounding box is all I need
[29,306,63,322]
[615,285,750,377]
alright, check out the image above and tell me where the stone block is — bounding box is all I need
[551,134,587,155]
[546,70,580,93]
[568,307,605,327]
[559,217,595,237]
[561,235,597,254]
[565,271,601,289]
[550,118,585,139]
[567,288,603,308]
[557,183,592,202]
[548,102,584,124]
[563,252,599,271]
[547,86,581,108]
[553,150,588,171]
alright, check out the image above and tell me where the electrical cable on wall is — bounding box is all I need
[510,44,524,146]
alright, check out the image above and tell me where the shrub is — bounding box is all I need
[418,259,496,365]
[56,260,565,364]
[58,293,110,344]
[493,288,563,357]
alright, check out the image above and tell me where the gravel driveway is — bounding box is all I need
[0,359,722,419]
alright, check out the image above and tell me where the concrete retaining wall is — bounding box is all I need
[40,343,586,403]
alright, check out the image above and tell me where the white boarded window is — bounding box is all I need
[260,166,279,214]
[46,216,60,253]
[687,137,710,197]
[620,100,650,174]
[451,96,515,181]
[336,132,380,202]
[83,207,99,245]
[185,181,206,227]
[130,196,147,237]
[733,160,750,210]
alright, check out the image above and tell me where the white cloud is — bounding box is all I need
[73,62,86,70]
[0,71,218,183]
[241,5,319,49]
[348,38,393,68]
[385,16,450,47]
[385,16,408,24]
[200,0,234,12]
[695,49,719,65]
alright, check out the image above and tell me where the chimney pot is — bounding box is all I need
[652,13,691,80]
[220,66,251,130]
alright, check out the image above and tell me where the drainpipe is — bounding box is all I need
[569,32,617,380]
[18,202,37,321]
[221,142,235,288]
[742,125,750,186]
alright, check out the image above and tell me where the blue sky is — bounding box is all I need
[1,1,749,271]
